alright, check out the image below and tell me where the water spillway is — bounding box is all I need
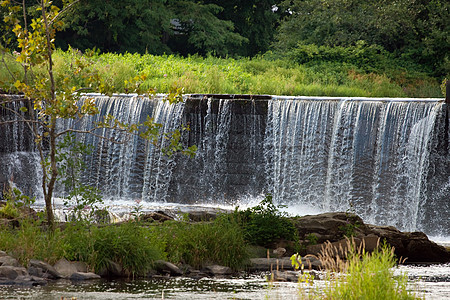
[1,94,449,236]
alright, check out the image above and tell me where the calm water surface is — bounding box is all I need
[1,264,449,300]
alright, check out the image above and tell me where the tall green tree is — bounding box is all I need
[1,0,195,228]
[54,0,247,56]
[202,0,281,56]
[275,0,449,76]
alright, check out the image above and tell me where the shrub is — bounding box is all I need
[235,194,297,248]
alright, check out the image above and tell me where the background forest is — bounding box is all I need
[1,0,449,96]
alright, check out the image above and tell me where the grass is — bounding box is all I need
[155,214,250,270]
[0,49,443,98]
[297,239,423,300]
[0,214,250,274]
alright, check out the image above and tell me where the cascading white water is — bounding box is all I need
[59,94,185,203]
[265,97,444,233]
[1,94,448,235]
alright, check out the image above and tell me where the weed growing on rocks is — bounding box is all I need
[234,194,297,248]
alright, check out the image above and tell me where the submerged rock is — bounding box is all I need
[70,272,101,281]
[203,265,233,276]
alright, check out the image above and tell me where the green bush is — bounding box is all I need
[235,194,297,248]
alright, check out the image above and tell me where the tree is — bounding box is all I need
[52,0,247,56]
[166,1,247,56]
[0,0,195,228]
[274,0,449,76]
[202,0,280,57]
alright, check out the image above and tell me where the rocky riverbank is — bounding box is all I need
[0,211,449,286]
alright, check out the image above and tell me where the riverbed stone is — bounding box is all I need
[97,260,123,277]
[28,259,62,279]
[54,258,79,278]
[154,260,183,276]
[0,266,28,279]
[0,255,21,267]
[203,265,233,276]
[70,272,101,280]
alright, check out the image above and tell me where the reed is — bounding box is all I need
[297,238,423,300]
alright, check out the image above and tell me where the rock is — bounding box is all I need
[0,251,8,257]
[292,212,367,244]
[186,269,208,279]
[273,247,286,258]
[97,260,123,277]
[405,232,450,263]
[292,212,450,264]
[72,261,88,273]
[154,260,183,276]
[28,259,62,279]
[366,225,450,263]
[203,265,233,276]
[0,266,28,279]
[270,270,299,282]
[249,256,320,272]
[54,258,78,278]
[70,272,101,281]
[0,275,46,286]
[141,211,174,223]
[188,211,219,222]
[0,255,21,267]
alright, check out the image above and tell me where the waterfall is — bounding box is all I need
[265,97,445,234]
[59,94,185,203]
[1,94,448,235]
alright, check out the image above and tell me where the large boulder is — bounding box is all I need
[54,258,88,278]
[153,260,183,276]
[0,255,21,267]
[292,212,450,264]
[28,259,62,279]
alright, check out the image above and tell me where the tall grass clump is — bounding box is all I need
[299,239,422,300]
[0,221,64,265]
[62,221,165,276]
[156,214,249,270]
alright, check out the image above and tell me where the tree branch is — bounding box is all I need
[49,0,81,26]
[56,128,132,145]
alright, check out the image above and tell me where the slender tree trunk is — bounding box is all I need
[41,0,57,229]
[45,117,57,229]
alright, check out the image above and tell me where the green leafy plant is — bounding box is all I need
[236,194,297,248]
[56,132,102,221]
[62,221,165,277]
[305,233,318,245]
[0,187,36,220]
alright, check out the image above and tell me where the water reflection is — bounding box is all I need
[1,265,450,300]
